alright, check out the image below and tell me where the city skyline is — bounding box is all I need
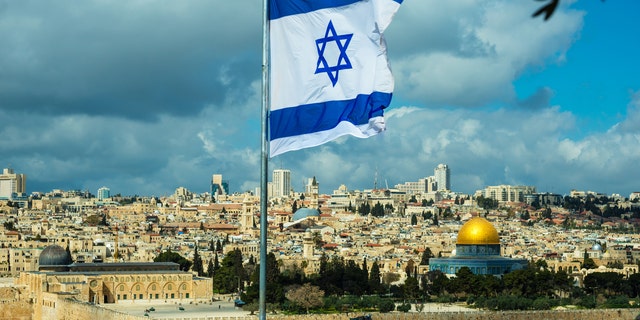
[1,1,639,197]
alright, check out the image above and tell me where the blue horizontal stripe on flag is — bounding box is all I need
[270,91,392,140]
[269,0,402,20]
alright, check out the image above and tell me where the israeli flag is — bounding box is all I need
[269,0,402,157]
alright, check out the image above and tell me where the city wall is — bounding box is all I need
[3,298,640,320]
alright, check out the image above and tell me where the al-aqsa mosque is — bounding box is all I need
[16,244,212,319]
[429,217,527,276]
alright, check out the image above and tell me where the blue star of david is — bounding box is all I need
[315,20,353,87]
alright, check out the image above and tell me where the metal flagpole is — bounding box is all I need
[259,0,269,319]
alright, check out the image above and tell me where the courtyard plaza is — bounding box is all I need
[101,295,249,319]
[101,296,474,318]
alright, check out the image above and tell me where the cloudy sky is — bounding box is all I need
[1,0,639,197]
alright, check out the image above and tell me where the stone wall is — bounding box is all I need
[0,287,31,320]
[0,300,32,320]
[267,309,640,320]
[50,298,147,320]
[2,297,640,320]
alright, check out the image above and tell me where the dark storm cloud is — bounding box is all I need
[517,87,554,110]
[0,1,261,119]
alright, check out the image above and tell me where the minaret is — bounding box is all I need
[303,231,314,259]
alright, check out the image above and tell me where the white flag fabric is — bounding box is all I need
[269,0,402,157]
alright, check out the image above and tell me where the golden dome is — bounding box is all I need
[456,217,500,245]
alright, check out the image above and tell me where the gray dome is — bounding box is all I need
[39,245,72,266]
[293,208,319,221]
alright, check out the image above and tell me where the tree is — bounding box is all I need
[154,249,192,271]
[207,258,215,277]
[100,214,108,226]
[368,261,383,294]
[242,302,259,315]
[192,246,204,276]
[212,249,246,294]
[420,248,433,265]
[343,259,367,295]
[243,252,283,304]
[285,283,325,313]
[582,251,597,269]
[371,202,385,217]
[358,203,371,215]
[3,221,17,231]
[403,275,419,300]
[378,299,396,313]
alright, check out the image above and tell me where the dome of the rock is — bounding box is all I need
[456,217,500,245]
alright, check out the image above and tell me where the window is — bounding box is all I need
[136,284,140,291]
[123,294,127,300]
[186,293,189,299]
[152,284,156,290]
[171,293,174,299]
[167,284,172,290]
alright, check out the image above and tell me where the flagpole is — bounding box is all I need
[259,0,269,319]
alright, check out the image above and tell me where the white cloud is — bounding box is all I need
[389,0,584,107]
[2,0,639,199]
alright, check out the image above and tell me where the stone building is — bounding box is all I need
[16,245,212,319]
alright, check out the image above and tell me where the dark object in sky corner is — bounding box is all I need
[533,0,606,21]
[533,0,560,21]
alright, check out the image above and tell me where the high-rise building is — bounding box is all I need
[434,164,450,191]
[0,168,26,200]
[272,169,291,198]
[211,174,229,197]
[97,187,110,200]
[479,185,536,203]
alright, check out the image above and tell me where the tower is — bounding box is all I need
[434,164,450,191]
[303,231,314,259]
[305,177,319,209]
[0,168,26,199]
[240,195,256,234]
[272,169,291,198]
